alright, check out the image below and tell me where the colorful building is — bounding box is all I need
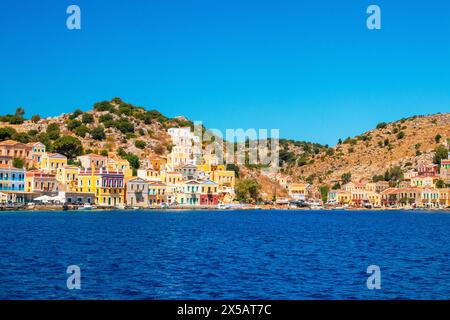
[28,142,46,167]
[211,170,235,189]
[420,188,440,208]
[142,155,166,171]
[56,165,79,191]
[167,127,201,167]
[0,164,25,192]
[162,171,183,185]
[0,140,32,167]
[126,177,149,207]
[177,180,201,206]
[288,183,310,201]
[137,168,162,182]
[440,158,450,183]
[77,153,108,169]
[108,153,133,178]
[381,188,400,207]
[175,164,198,180]
[25,170,58,194]
[418,163,439,178]
[77,168,125,207]
[148,181,167,206]
[40,153,67,173]
[200,180,219,206]
[411,176,434,188]
[327,190,352,206]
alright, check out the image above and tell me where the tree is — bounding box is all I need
[11,132,30,143]
[319,185,329,203]
[52,136,83,159]
[46,123,60,140]
[372,174,384,182]
[8,115,24,124]
[82,113,94,124]
[15,107,25,117]
[341,172,352,184]
[93,101,114,112]
[0,127,17,141]
[114,119,134,133]
[67,119,82,131]
[396,131,405,140]
[435,134,442,143]
[436,179,446,189]
[69,108,83,120]
[12,158,24,168]
[433,145,448,165]
[135,140,146,149]
[124,153,140,169]
[31,114,41,123]
[376,122,387,129]
[91,126,106,140]
[235,179,261,203]
[384,166,404,182]
[74,125,90,138]
[99,114,113,123]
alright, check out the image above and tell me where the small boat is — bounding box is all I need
[78,204,94,211]
[115,204,126,210]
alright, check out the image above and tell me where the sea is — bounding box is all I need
[0,209,449,299]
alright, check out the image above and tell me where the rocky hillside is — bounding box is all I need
[273,113,450,187]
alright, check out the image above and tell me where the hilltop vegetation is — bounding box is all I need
[0,98,195,169]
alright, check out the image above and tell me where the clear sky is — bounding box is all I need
[0,0,449,145]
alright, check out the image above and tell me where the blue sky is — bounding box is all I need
[0,0,449,145]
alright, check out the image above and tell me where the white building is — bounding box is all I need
[167,127,202,168]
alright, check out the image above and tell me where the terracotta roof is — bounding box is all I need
[46,153,67,158]
[0,164,15,169]
[148,181,166,186]
[0,140,22,146]
[79,153,106,158]
[381,188,400,195]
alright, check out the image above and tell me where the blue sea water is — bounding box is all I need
[0,209,450,300]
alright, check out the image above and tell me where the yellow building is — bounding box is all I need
[77,168,125,207]
[336,191,351,205]
[56,165,79,191]
[366,191,382,207]
[40,153,68,173]
[439,188,450,207]
[411,176,435,188]
[211,170,235,189]
[162,171,183,184]
[288,183,310,201]
[197,153,225,173]
[364,182,376,192]
[137,168,161,181]
[108,153,133,178]
[143,155,166,171]
[148,181,167,206]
